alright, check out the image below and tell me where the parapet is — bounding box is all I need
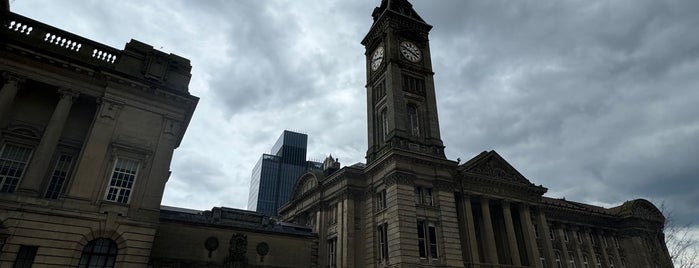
[2,12,192,94]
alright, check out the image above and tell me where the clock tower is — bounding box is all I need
[360,1,465,267]
[362,0,445,163]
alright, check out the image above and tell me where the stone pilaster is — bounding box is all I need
[461,195,480,264]
[18,88,78,195]
[0,72,25,128]
[537,210,555,268]
[556,227,571,267]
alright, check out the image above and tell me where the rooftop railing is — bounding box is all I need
[3,12,122,67]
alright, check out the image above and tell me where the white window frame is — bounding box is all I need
[376,189,387,211]
[44,153,74,199]
[104,157,140,204]
[414,186,433,206]
[417,220,439,262]
[377,223,389,263]
[0,143,33,193]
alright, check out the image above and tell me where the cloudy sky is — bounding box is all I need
[11,0,699,231]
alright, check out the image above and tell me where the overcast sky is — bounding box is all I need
[10,0,699,230]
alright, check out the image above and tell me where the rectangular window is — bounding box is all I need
[380,109,389,140]
[0,144,33,193]
[555,251,562,268]
[328,238,337,268]
[407,104,420,137]
[589,233,596,246]
[577,231,583,244]
[568,251,576,268]
[376,189,387,211]
[44,154,73,199]
[377,223,388,262]
[417,220,439,261]
[414,186,433,206]
[328,204,337,225]
[550,228,556,240]
[105,158,139,204]
[603,236,608,247]
[614,237,621,249]
[563,230,569,242]
[402,75,426,96]
[595,255,602,268]
[374,80,386,102]
[13,245,38,268]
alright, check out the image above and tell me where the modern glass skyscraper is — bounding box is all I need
[247,130,321,216]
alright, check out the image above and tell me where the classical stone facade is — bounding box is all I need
[279,1,674,268]
[1,4,317,268]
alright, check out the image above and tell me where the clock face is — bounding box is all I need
[371,46,384,71]
[400,41,422,62]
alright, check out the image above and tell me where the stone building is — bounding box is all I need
[279,0,674,268]
[1,0,674,267]
[1,3,316,268]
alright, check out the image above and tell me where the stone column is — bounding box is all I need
[18,89,78,195]
[480,198,499,264]
[556,227,571,267]
[598,233,610,268]
[572,227,585,268]
[502,201,521,266]
[584,229,597,267]
[537,210,555,268]
[461,194,480,264]
[519,204,541,268]
[0,72,24,128]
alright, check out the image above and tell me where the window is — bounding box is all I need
[614,237,621,249]
[568,251,576,268]
[402,75,426,95]
[550,228,556,240]
[78,238,118,268]
[563,230,569,242]
[374,80,386,102]
[539,249,546,268]
[583,255,589,268]
[0,144,33,193]
[414,186,433,206]
[13,245,38,268]
[104,158,139,203]
[376,189,387,211]
[44,154,73,199]
[555,251,562,268]
[328,204,337,225]
[377,223,388,263]
[417,220,438,261]
[534,223,540,238]
[328,238,337,268]
[603,236,608,247]
[407,104,420,137]
[577,231,583,244]
[609,257,615,268]
[380,109,388,140]
[589,233,596,246]
[620,258,626,268]
[595,255,602,268]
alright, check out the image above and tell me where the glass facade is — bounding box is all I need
[247,130,321,216]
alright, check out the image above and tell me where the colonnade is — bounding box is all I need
[0,72,80,195]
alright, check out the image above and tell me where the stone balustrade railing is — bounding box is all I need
[4,12,121,66]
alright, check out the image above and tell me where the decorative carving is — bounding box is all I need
[163,118,182,137]
[227,233,247,263]
[204,236,219,258]
[97,98,123,121]
[256,242,269,262]
[384,172,415,186]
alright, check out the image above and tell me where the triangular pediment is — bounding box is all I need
[459,150,533,185]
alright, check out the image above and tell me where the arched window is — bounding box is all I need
[583,255,589,268]
[78,238,118,268]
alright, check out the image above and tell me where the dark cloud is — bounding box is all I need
[11,0,699,230]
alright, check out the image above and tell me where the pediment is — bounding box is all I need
[460,150,533,185]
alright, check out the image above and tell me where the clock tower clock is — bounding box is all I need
[361,0,445,163]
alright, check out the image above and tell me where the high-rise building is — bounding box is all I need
[247,130,322,216]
